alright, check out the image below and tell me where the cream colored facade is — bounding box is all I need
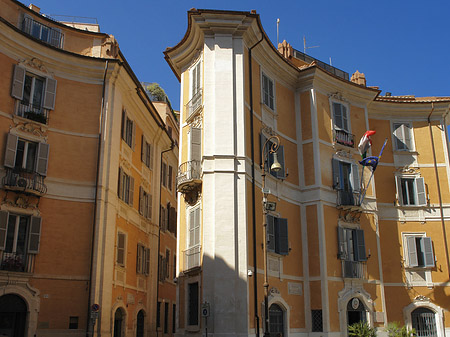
[0,1,177,336]
[165,9,450,337]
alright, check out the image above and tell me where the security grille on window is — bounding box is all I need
[141,136,153,169]
[332,158,360,206]
[262,72,274,110]
[332,102,349,132]
[11,65,57,124]
[404,235,435,268]
[311,310,323,332]
[260,134,286,179]
[395,176,426,206]
[393,122,413,151]
[118,168,134,206]
[116,232,126,266]
[266,215,289,256]
[337,227,367,278]
[139,187,152,220]
[136,244,150,275]
[121,110,135,149]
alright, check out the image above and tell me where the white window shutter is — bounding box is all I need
[421,237,435,267]
[36,142,50,176]
[129,176,134,206]
[11,65,26,100]
[28,216,42,254]
[189,127,202,162]
[404,124,412,150]
[406,236,418,267]
[189,209,195,247]
[351,163,360,193]
[395,176,403,205]
[416,177,427,206]
[4,133,18,168]
[42,77,57,110]
[0,211,8,251]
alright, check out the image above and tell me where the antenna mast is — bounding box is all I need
[303,35,319,54]
[277,18,280,46]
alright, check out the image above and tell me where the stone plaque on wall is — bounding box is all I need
[288,282,302,295]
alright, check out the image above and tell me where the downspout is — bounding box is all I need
[248,34,264,337]
[86,60,109,337]
[156,141,175,337]
[427,103,450,279]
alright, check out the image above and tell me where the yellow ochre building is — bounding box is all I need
[165,9,450,337]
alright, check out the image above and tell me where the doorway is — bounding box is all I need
[0,294,27,337]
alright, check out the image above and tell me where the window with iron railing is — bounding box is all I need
[337,227,367,279]
[22,14,64,48]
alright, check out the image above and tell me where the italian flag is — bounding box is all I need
[358,130,376,158]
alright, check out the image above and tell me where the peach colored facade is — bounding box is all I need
[165,9,450,337]
[0,1,177,337]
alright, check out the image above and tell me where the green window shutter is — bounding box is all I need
[354,229,367,261]
[28,216,42,254]
[0,211,8,251]
[11,65,26,100]
[421,237,435,267]
[337,227,347,260]
[406,236,418,267]
[332,158,341,190]
[129,176,134,206]
[42,77,57,110]
[4,133,18,168]
[36,142,50,176]
[395,176,403,205]
[276,217,289,255]
[416,177,427,206]
[266,215,275,252]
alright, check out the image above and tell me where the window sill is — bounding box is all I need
[393,150,418,155]
[261,102,276,115]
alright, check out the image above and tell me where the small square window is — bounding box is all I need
[69,316,78,329]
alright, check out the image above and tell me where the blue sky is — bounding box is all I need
[29,0,449,110]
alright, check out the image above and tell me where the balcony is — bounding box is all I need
[3,168,47,196]
[336,189,360,209]
[0,252,33,273]
[16,102,48,124]
[333,129,355,148]
[186,89,202,120]
[184,245,201,271]
[177,160,201,193]
[22,16,64,48]
[342,260,366,279]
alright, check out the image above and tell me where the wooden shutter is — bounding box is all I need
[189,209,195,247]
[276,146,286,179]
[189,127,202,162]
[132,121,136,151]
[332,158,341,190]
[145,248,150,275]
[277,217,289,255]
[337,227,347,260]
[141,135,145,163]
[354,229,367,261]
[148,194,153,220]
[169,206,176,233]
[4,133,18,168]
[421,237,435,267]
[117,233,125,265]
[42,77,57,110]
[332,103,342,129]
[118,168,123,199]
[137,245,142,273]
[11,65,26,100]
[266,215,275,252]
[416,177,427,206]
[0,211,8,251]
[395,176,403,205]
[168,165,173,190]
[406,236,418,267]
[139,187,144,215]
[149,143,154,169]
[36,142,50,176]
[28,216,42,254]
[129,176,134,206]
[342,105,348,131]
[121,110,126,140]
[352,163,360,193]
[404,124,412,150]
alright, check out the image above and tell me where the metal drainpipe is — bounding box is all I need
[427,102,450,279]
[86,60,108,337]
[248,34,264,337]
[156,142,175,337]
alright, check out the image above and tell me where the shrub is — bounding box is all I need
[348,321,377,337]
[387,322,416,337]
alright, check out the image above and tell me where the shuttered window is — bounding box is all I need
[262,72,274,110]
[332,102,349,132]
[162,162,167,187]
[191,62,201,97]
[0,211,41,255]
[405,235,435,268]
[137,244,150,275]
[116,232,126,266]
[395,176,427,206]
[141,136,153,169]
[121,110,135,149]
[266,215,289,256]
[337,227,366,262]
[393,122,413,151]
[118,168,134,206]
[189,127,202,163]
[139,187,152,220]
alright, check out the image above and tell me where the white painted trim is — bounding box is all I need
[404,299,445,337]
[317,202,330,331]
[311,89,321,186]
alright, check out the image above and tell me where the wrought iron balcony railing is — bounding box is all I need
[184,245,201,271]
[3,168,47,196]
[22,16,64,48]
[336,189,360,208]
[186,89,202,120]
[16,102,48,124]
[333,129,355,148]
[342,260,366,279]
[0,252,33,273]
[176,160,201,193]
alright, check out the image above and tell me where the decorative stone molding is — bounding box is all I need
[119,158,132,172]
[1,192,40,212]
[269,287,280,296]
[395,167,419,175]
[12,118,48,140]
[22,57,50,74]
[335,149,353,160]
[329,92,349,103]
[414,295,431,302]
[190,114,203,128]
[338,209,361,224]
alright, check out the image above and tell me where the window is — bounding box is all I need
[266,215,289,256]
[168,165,173,191]
[118,168,134,206]
[141,136,153,169]
[187,282,199,326]
[337,227,366,278]
[172,304,176,333]
[160,205,168,231]
[332,158,360,206]
[69,316,78,329]
[162,162,167,188]
[404,235,435,268]
[159,254,166,282]
[22,15,63,48]
[157,302,161,328]
[185,207,201,270]
[395,176,426,206]
[332,102,349,132]
[139,187,152,220]
[121,110,135,149]
[136,244,150,275]
[164,302,169,334]
[165,249,171,279]
[173,254,177,280]
[393,122,413,151]
[269,304,284,336]
[187,61,202,117]
[411,308,437,337]
[311,310,323,332]
[116,232,126,266]
[262,72,274,110]
[168,204,177,235]
[11,65,56,123]
[260,133,286,179]
[0,211,41,272]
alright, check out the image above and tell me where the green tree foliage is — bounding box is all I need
[387,322,416,337]
[143,82,169,102]
[348,322,377,337]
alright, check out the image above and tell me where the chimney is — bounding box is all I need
[278,40,293,59]
[350,70,366,87]
[28,4,40,13]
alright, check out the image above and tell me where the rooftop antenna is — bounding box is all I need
[276,18,280,46]
[303,35,319,54]
[329,57,332,66]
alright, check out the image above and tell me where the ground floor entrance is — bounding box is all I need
[0,294,27,337]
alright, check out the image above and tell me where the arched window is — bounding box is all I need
[411,307,437,337]
[114,308,125,337]
[347,297,366,327]
[136,310,145,337]
[269,304,284,337]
